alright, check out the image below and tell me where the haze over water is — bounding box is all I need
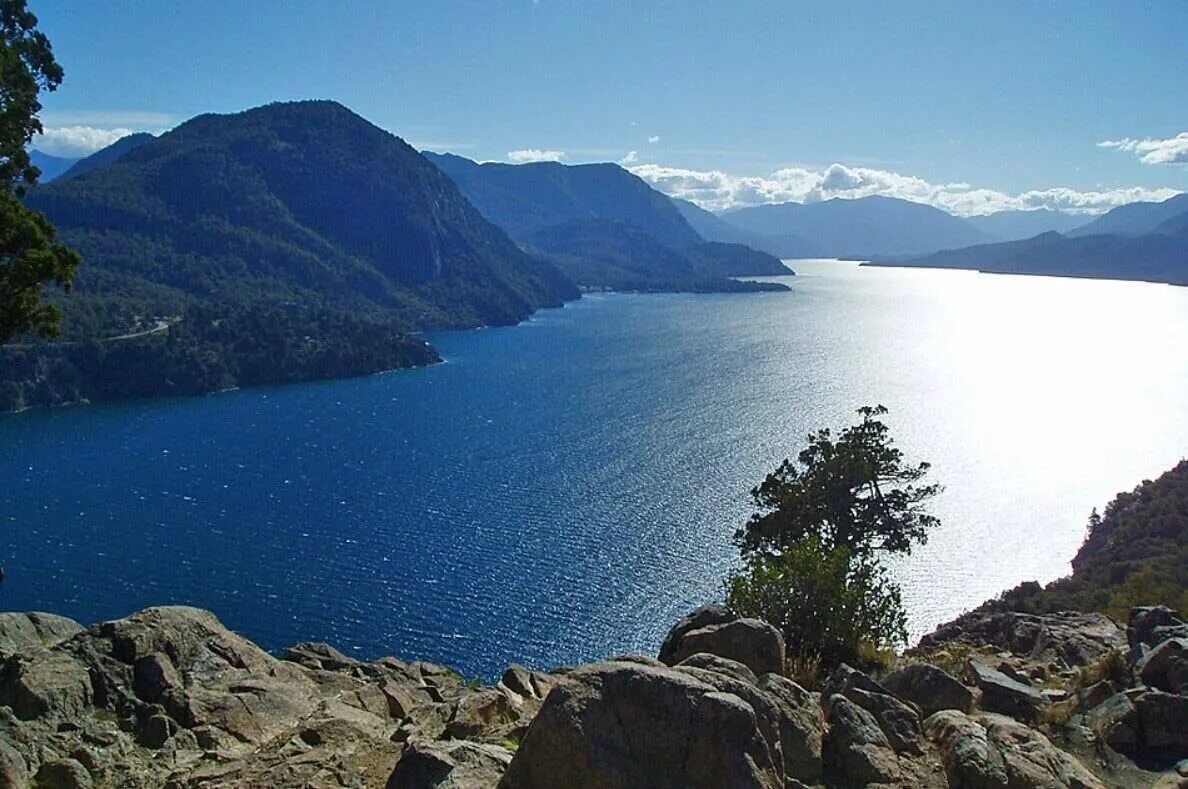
[2,259,1186,678]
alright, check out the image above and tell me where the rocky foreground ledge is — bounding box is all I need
[0,605,1185,788]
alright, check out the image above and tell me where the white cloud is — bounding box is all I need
[33,126,135,157]
[648,135,661,143]
[1099,132,1188,165]
[618,150,639,165]
[628,161,1181,216]
[507,148,565,163]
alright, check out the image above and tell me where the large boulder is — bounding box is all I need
[969,660,1048,722]
[823,693,901,785]
[659,606,785,677]
[500,660,787,788]
[883,663,974,717]
[0,613,83,655]
[387,738,513,789]
[1128,607,1188,655]
[921,611,1126,669]
[1091,689,1188,765]
[926,710,1104,788]
[1136,637,1188,695]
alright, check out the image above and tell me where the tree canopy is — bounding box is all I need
[727,406,941,667]
[737,405,941,558]
[0,0,79,343]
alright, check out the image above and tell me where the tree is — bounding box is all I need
[736,405,941,558]
[727,406,940,666]
[0,0,79,344]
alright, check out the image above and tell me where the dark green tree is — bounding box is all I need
[737,405,941,558]
[727,406,940,666]
[0,0,79,343]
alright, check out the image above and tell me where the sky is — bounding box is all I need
[28,0,1187,216]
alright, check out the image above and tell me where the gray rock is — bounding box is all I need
[661,614,785,678]
[922,611,1126,669]
[676,652,760,685]
[0,613,83,655]
[1090,689,1188,764]
[281,641,359,671]
[843,685,923,753]
[969,660,1048,722]
[388,738,513,789]
[883,662,974,717]
[0,650,92,721]
[1136,637,1188,694]
[657,604,735,662]
[501,661,783,788]
[823,693,900,784]
[1129,607,1186,652]
[756,673,823,784]
[34,758,93,789]
[926,709,1103,789]
[824,661,894,698]
[132,652,180,703]
[444,688,517,740]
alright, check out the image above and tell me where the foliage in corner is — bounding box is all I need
[727,405,940,668]
[0,0,80,343]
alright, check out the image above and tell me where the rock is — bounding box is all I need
[659,608,785,678]
[0,738,28,789]
[922,611,1126,669]
[0,613,83,655]
[34,758,93,789]
[388,738,513,788]
[969,660,1048,722]
[138,712,178,748]
[1137,637,1188,694]
[0,651,93,721]
[756,673,823,784]
[1129,607,1188,653]
[1090,689,1188,765]
[824,661,894,698]
[1078,679,1117,712]
[926,709,1103,788]
[843,685,923,753]
[132,652,181,703]
[883,663,974,717]
[501,661,783,788]
[823,693,900,784]
[657,604,736,661]
[282,642,359,672]
[444,688,517,740]
[676,652,760,685]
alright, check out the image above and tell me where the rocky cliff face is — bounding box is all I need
[0,604,1185,788]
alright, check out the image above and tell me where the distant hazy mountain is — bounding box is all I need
[1067,193,1188,237]
[718,195,993,258]
[871,219,1188,286]
[8,101,579,410]
[524,219,787,292]
[28,149,79,182]
[425,152,701,249]
[670,197,813,257]
[967,209,1087,241]
[58,132,155,181]
[427,152,788,291]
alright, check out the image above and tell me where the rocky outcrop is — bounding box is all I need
[882,663,974,717]
[658,604,785,677]
[920,610,1127,670]
[0,606,539,788]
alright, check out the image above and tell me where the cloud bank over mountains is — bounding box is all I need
[1099,132,1188,165]
[34,125,135,157]
[628,160,1181,216]
[507,148,566,163]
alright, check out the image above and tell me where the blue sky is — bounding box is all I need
[29,0,1187,215]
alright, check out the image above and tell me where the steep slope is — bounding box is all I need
[29,101,576,329]
[425,152,702,249]
[967,208,1088,241]
[1067,193,1188,237]
[524,219,787,292]
[671,196,813,257]
[57,132,155,181]
[870,223,1188,285]
[28,149,79,182]
[720,195,994,257]
[6,101,578,410]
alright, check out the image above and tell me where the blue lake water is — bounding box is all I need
[2,259,1187,678]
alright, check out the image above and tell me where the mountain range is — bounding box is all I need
[871,194,1188,285]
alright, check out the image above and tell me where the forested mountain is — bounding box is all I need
[28,149,78,182]
[670,196,812,257]
[425,153,701,248]
[869,214,1188,285]
[524,219,787,292]
[1067,193,1188,237]
[718,195,994,258]
[426,152,790,289]
[4,101,578,411]
[967,208,1087,241]
[57,132,155,181]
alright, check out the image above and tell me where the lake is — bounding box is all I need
[2,259,1186,678]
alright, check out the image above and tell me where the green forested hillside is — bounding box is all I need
[4,101,579,410]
